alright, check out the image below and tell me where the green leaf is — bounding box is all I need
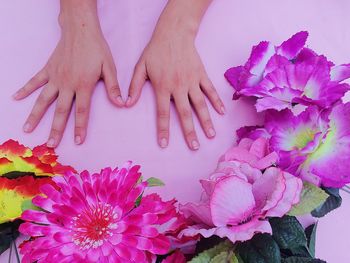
[270,216,311,257]
[189,240,233,263]
[304,223,317,258]
[146,177,165,187]
[311,187,342,217]
[237,233,281,263]
[210,251,239,263]
[288,183,329,216]
[282,256,326,263]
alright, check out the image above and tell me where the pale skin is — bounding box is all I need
[14,0,225,150]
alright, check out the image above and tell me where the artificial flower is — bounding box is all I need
[0,140,74,224]
[224,31,308,99]
[0,175,54,224]
[180,138,302,244]
[0,140,75,176]
[300,103,350,187]
[161,250,186,263]
[19,162,184,263]
[265,103,350,187]
[225,31,350,111]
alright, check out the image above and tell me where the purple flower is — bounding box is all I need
[225,31,350,111]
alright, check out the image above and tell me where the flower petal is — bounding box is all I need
[210,176,255,226]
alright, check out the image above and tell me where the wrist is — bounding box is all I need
[152,0,212,42]
[58,0,101,34]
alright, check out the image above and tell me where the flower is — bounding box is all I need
[0,175,54,224]
[225,31,308,99]
[0,140,74,224]
[265,103,350,187]
[19,163,182,263]
[0,140,75,176]
[225,31,350,111]
[180,138,302,244]
[161,250,186,263]
[265,107,326,175]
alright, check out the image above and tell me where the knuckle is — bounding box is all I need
[76,106,88,115]
[50,127,62,136]
[109,85,121,96]
[56,106,68,115]
[180,109,191,119]
[158,128,169,136]
[215,98,223,106]
[195,98,207,110]
[185,130,196,139]
[157,109,169,119]
[37,93,50,105]
[203,119,213,128]
[27,113,37,122]
[75,126,85,133]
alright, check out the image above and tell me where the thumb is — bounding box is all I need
[126,61,147,107]
[102,61,124,107]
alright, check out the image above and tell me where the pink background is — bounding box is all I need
[1,0,350,261]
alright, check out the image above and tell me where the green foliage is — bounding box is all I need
[146,177,165,187]
[288,183,328,216]
[237,233,281,263]
[270,216,311,257]
[311,187,342,217]
[304,223,317,258]
[189,240,234,263]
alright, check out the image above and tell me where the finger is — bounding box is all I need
[47,91,74,148]
[174,94,199,150]
[189,87,216,139]
[23,85,58,133]
[14,69,48,100]
[200,76,225,115]
[74,90,92,145]
[156,91,171,148]
[102,61,124,107]
[127,61,147,107]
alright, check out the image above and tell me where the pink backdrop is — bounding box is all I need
[1,0,350,261]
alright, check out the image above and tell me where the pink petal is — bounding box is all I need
[252,167,286,211]
[180,202,213,226]
[265,171,303,217]
[215,217,272,243]
[210,176,255,226]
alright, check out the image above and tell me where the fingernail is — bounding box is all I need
[208,127,216,138]
[75,136,82,145]
[192,140,200,150]
[160,138,168,148]
[126,96,132,106]
[23,123,31,133]
[116,96,124,105]
[13,92,20,100]
[220,106,226,115]
[47,138,55,148]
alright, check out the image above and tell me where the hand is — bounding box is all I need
[127,6,225,150]
[13,2,123,148]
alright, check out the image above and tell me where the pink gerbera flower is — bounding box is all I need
[19,162,181,263]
